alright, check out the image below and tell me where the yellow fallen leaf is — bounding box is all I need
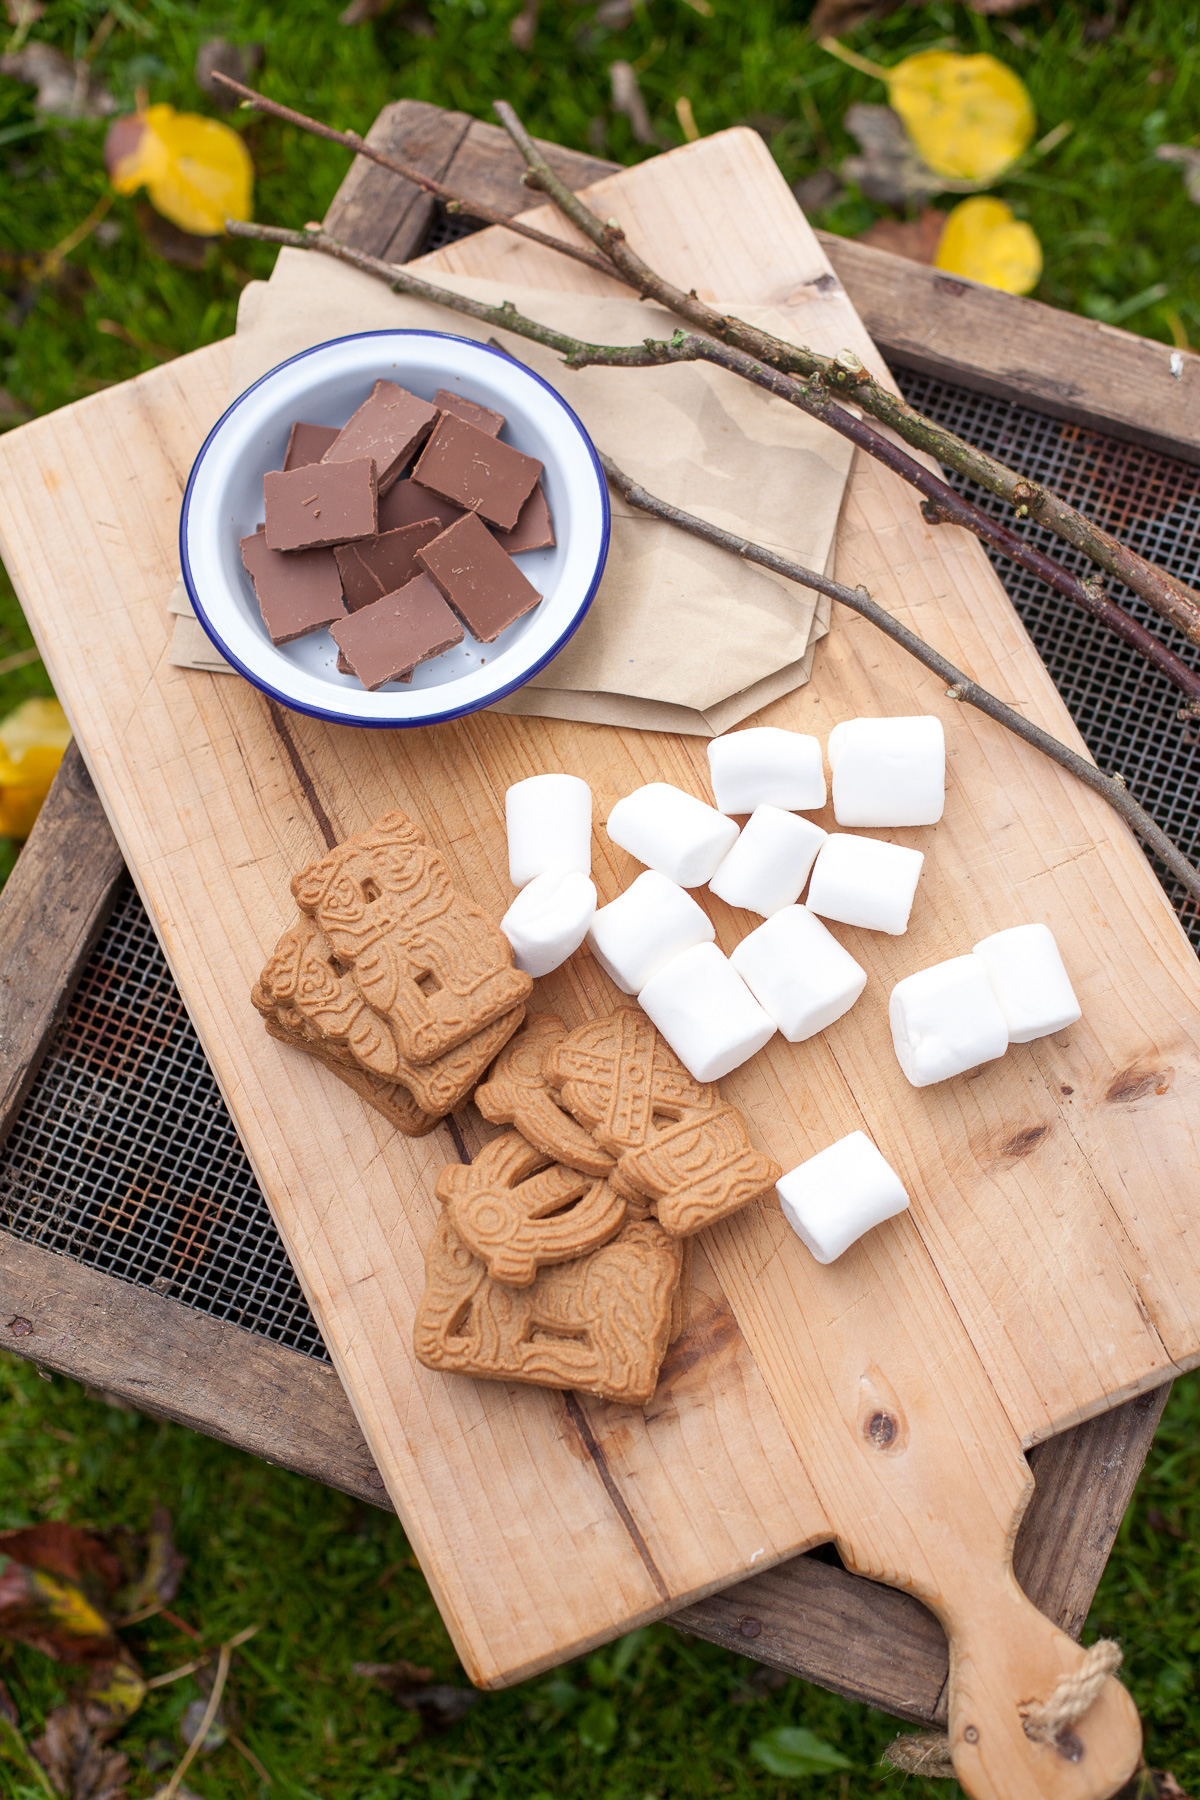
[935,195,1042,295]
[105,103,252,236]
[887,50,1035,183]
[0,697,71,839]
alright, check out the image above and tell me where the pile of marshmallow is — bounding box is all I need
[498,718,1083,1265]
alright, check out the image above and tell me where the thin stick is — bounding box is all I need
[600,452,1200,908]
[493,100,1200,651]
[158,1626,259,1800]
[210,73,619,284]
[226,217,1200,713]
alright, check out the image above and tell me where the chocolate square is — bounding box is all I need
[411,414,542,531]
[321,380,439,493]
[378,478,465,535]
[283,421,340,471]
[240,531,345,645]
[433,388,504,438]
[417,511,542,644]
[264,458,378,552]
[492,482,555,555]
[331,572,464,690]
[333,518,445,613]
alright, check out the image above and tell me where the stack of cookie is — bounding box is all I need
[253,809,533,1135]
[414,1010,782,1406]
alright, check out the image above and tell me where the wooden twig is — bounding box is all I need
[600,452,1200,908]
[209,73,619,284]
[219,76,1200,653]
[226,217,1200,713]
[492,100,1200,652]
[158,1625,259,1800]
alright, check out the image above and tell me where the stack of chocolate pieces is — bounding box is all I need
[252,809,533,1135]
[240,381,556,689]
[414,1007,783,1406]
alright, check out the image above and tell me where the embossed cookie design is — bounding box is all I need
[475,1013,616,1177]
[257,913,524,1119]
[436,1129,626,1287]
[546,1009,782,1236]
[414,1212,684,1406]
[292,809,532,1065]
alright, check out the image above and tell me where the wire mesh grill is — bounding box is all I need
[0,878,328,1359]
[3,226,1199,1357]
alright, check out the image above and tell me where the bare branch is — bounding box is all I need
[600,452,1200,909]
[229,216,1200,713]
[211,73,620,284]
[492,99,1200,651]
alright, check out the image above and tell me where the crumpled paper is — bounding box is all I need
[170,253,852,735]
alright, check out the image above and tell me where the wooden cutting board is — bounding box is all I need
[2,127,1197,1800]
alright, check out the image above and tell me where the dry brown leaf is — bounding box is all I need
[0,42,114,117]
[33,1704,129,1800]
[510,0,538,47]
[841,101,942,206]
[809,0,900,32]
[195,39,262,109]
[856,207,947,263]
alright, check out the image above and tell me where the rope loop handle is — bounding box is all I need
[882,1640,1125,1778]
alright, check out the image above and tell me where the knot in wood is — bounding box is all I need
[6,1316,33,1337]
[865,1410,897,1448]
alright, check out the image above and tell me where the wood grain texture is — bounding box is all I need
[322,103,616,265]
[816,232,1200,463]
[0,1233,390,1504]
[0,129,1192,1796]
[0,740,125,1146]
[0,1227,1165,1729]
[321,98,1199,457]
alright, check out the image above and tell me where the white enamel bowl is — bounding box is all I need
[180,330,610,727]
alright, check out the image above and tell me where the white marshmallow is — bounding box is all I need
[606,783,739,888]
[806,834,924,935]
[707,727,826,814]
[586,870,715,995]
[828,716,945,827]
[638,941,776,1082]
[506,773,593,888]
[889,954,1009,1088]
[731,906,866,1042]
[777,1132,909,1264]
[708,806,826,918]
[500,870,597,978]
[972,922,1081,1044]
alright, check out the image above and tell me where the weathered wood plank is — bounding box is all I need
[0,740,125,1148]
[0,1232,390,1505]
[816,232,1200,464]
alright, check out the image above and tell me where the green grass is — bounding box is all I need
[1,1348,1199,1799]
[4,3,1200,1792]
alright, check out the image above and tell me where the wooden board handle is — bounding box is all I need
[943,1569,1141,1800]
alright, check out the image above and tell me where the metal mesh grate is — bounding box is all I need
[3,256,1199,1355]
[0,879,328,1359]
[897,370,1200,934]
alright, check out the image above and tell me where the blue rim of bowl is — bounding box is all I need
[179,328,611,729]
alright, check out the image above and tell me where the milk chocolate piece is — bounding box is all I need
[240,531,345,645]
[411,414,542,531]
[334,518,445,612]
[433,387,504,437]
[321,380,438,493]
[331,572,464,689]
[264,458,378,552]
[492,482,555,555]
[283,421,340,471]
[417,511,542,643]
[377,478,466,535]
